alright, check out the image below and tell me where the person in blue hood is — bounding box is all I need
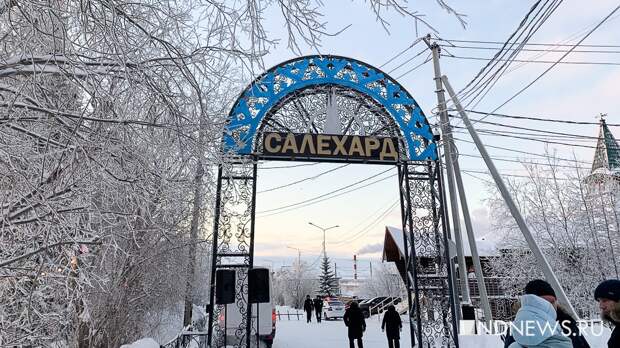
[505,279,587,348]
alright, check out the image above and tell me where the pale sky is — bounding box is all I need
[250,0,620,274]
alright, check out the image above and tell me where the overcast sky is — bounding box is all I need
[249,0,620,273]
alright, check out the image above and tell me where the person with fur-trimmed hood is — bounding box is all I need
[505,279,574,348]
[594,279,620,348]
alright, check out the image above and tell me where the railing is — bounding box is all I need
[161,307,209,348]
[369,297,401,320]
[276,309,304,321]
[160,329,208,348]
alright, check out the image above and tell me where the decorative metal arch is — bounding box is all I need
[206,56,458,348]
[224,55,437,161]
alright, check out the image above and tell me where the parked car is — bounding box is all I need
[322,299,345,320]
[359,297,402,318]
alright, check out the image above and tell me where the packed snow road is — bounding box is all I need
[272,315,411,348]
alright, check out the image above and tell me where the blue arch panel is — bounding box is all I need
[224,55,437,161]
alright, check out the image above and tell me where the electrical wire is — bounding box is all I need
[457,0,566,108]
[394,56,432,80]
[452,127,598,148]
[256,167,396,215]
[258,163,349,193]
[444,54,620,66]
[447,117,603,140]
[453,137,592,164]
[259,162,320,170]
[458,153,590,170]
[387,48,428,74]
[488,4,620,117]
[379,37,425,69]
[446,0,557,104]
[331,199,400,245]
[436,38,620,48]
[455,109,620,127]
[439,44,620,54]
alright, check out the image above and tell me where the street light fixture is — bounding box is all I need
[286,245,302,266]
[308,222,339,257]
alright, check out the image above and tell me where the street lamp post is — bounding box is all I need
[308,222,339,257]
[286,246,302,266]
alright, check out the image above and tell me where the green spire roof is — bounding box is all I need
[592,118,620,173]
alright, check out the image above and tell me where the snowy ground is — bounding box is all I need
[272,309,612,348]
[272,312,410,348]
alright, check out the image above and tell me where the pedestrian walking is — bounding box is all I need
[505,279,572,348]
[313,295,324,323]
[344,301,366,348]
[303,295,314,323]
[594,279,620,348]
[381,305,402,348]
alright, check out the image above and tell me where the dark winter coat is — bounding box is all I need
[607,302,620,348]
[503,305,590,348]
[313,298,323,312]
[344,306,366,339]
[381,308,402,339]
[556,307,589,348]
[303,298,314,313]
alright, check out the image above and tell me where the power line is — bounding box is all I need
[331,199,399,245]
[394,56,432,79]
[379,37,425,68]
[448,116,603,140]
[256,167,396,215]
[445,54,620,66]
[458,0,566,108]
[453,127,596,143]
[453,127,598,148]
[448,0,561,105]
[387,48,428,74]
[437,38,620,48]
[489,4,620,116]
[453,137,592,164]
[456,109,620,127]
[458,153,590,170]
[439,44,620,54]
[257,173,396,217]
[259,162,319,170]
[258,163,349,193]
[459,168,573,181]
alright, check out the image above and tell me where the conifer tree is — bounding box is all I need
[318,255,337,296]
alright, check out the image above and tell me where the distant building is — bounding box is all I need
[585,116,620,194]
[382,226,517,320]
[338,278,364,297]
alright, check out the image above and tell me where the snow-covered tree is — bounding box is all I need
[273,260,317,309]
[360,262,405,299]
[0,0,462,345]
[487,153,620,318]
[318,255,338,296]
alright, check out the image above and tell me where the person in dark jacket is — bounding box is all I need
[503,279,589,348]
[344,301,366,348]
[313,296,324,323]
[303,295,314,323]
[381,305,402,348]
[595,279,620,348]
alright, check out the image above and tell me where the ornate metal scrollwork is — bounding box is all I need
[400,161,458,347]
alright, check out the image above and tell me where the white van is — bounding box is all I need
[218,267,276,347]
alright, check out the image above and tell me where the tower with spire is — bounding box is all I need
[585,114,620,194]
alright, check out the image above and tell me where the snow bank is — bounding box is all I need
[119,338,159,348]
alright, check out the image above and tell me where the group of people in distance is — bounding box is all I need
[302,294,402,348]
[303,295,325,323]
[504,278,619,348]
[297,278,620,348]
